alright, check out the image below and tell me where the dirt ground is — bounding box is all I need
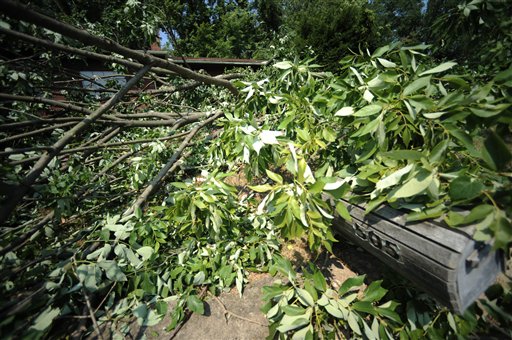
[136,240,385,340]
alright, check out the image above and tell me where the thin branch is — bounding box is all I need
[0,122,76,144]
[142,73,244,95]
[0,110,197,130]
[0,212,54,257]
[82,287,105,340]
[80,127,121,159]
[2,130,191,158]
[208,292,267,327]
[80,127,120,148]
[0,93,94,116]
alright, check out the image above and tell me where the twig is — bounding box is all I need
[0,212,54,257]
[4,130,190,159]
[0,93,94,116]
[168,287,208,340]
[208,292,267,327]
[82,288,105,340]
[0,122,76,144]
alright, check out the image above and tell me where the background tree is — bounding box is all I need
[279,0,379,66]
[369,0,424,44]
[424,0,512,70]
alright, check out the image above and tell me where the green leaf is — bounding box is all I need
[282,305,307,316]
[136,246,154,261]
[249,184,273,192]
[134,206,143,219]
[380,150,423,161]
[446,127,479,158]
[335,106,354,117]
[441,75,469,89]
[419,62,457,76]
[98,260,127,282]
[291,325,313,340]
[350,67,364,85]
[351,117,381,137]
[481,131,512,171]
[338,275,365,295]
[389,169,433,199]
[276,314,310,333]
[312,270,327,292]
[469,107,502,118]
[429,139,449,163]
[372,45,391,57]
[353,104,382,117]
[406,204,445,222]
[493,213,512,250]
[266,169,283,184]
[335,201,352,222]
[348,312,362,335]
[449,176,483,201]
[377,306,402,323]
[353,301,377,314]
[377,58,397,68]
[186,295,205,314]
[447,312,457,331]
[274,61,293,70]
[403,76,431,96]
[364,89,375,102]
[296,288,315,307]
[30,306,60,331]
[317,294,329,306]
[444,211,466,226]
[322,127,337,142]
[494,66,512,83]
[366,197,386,214]
[76,264,101,291]
[464,205,495,225]
[193,271,206,285]
[422,111,446,119]
[362,280,387,302]
[325,303,344,318]
[374,164,414,192]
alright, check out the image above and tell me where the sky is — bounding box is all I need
[159,29,170,49]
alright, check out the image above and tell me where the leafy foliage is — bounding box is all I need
[262,256,400,339]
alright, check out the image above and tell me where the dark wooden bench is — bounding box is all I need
[332,202,504,313]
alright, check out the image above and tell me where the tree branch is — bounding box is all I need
[0,0,239,95]
[142,73,244,95]
[0,122,76,144]
[124,111,223,216]
[0,26,175,76]
[0,65,152,224]
[0,93,94,116]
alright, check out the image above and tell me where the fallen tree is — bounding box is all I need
[0,3,244,337]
